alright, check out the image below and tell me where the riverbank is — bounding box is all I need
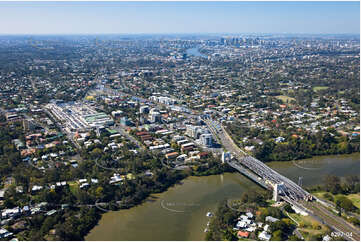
[86,153,360,241]
[263,149,359,163]
[225,123,360,163]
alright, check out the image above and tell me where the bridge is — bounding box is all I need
[203,117,360,241]
[203,117,312,201]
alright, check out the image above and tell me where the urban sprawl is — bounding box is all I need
[0,34,359,241]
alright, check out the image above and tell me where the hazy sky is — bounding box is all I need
[0,1,359,34]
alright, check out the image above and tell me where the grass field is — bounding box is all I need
[312,192,328,199]
[275,95,296,103]
[290,213,316,226]
[300,227,328,240]
[313,86,329,92]
[347,193,360,209]
[288,212,329,240]
[312,191,360,209]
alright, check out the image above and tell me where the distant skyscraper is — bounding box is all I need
[220,37,225,45]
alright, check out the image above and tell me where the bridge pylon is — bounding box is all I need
[273,183,285,201]
[298,177,303,187]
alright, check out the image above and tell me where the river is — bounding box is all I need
[86,153,360,241]
[186,47,207,58]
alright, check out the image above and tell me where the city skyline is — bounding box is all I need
[0,1,359,35]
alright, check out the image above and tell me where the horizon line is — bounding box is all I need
[0,32,359,36]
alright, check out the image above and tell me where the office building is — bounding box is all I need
[200,133,213,147]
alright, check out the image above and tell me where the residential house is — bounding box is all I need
[237,231,250,238]
[265,216,279,223]
[258,231,272,241]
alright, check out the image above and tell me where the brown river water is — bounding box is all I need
[86,153,360,241]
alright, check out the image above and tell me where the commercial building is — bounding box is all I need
[150,96,176,105]
[120,117,134,126]
[185,125,203,139]
[200,133,213,147]
[45,102,114,132]
[150,112,161,123]
[139,105,150,114]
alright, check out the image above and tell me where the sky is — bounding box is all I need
[0,1,359,35]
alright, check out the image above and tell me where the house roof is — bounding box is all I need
[237,231,249,238]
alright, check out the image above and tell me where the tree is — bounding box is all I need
[95,186,104,199]
[348,217,360,226]
[254,140,275,162]
[266,207,283,219]
[324,175,342,194]
[223,229,237,241]
[271,230,283,241]
[336,196,356,212]
[90,148,102,158]
[343,175,360,193]
[284,204,295,213]
[323,193,334,202]
[40,216,57,235]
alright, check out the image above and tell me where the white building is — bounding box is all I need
[258,231,272,241]
[139,105,149,114]
[265,216,279,223]
[200,133,213,147]
[323,235,331,241]
[150,112,161,123]
[246,212,254,219]
[185,125,201,139]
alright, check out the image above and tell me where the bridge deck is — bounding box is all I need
[227,160,269,189]
[204,118,311,201]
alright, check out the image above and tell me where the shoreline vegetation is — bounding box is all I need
[225,123,359,163]
[206,174,360,241]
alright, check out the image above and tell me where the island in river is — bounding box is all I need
[86,153,360,241]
